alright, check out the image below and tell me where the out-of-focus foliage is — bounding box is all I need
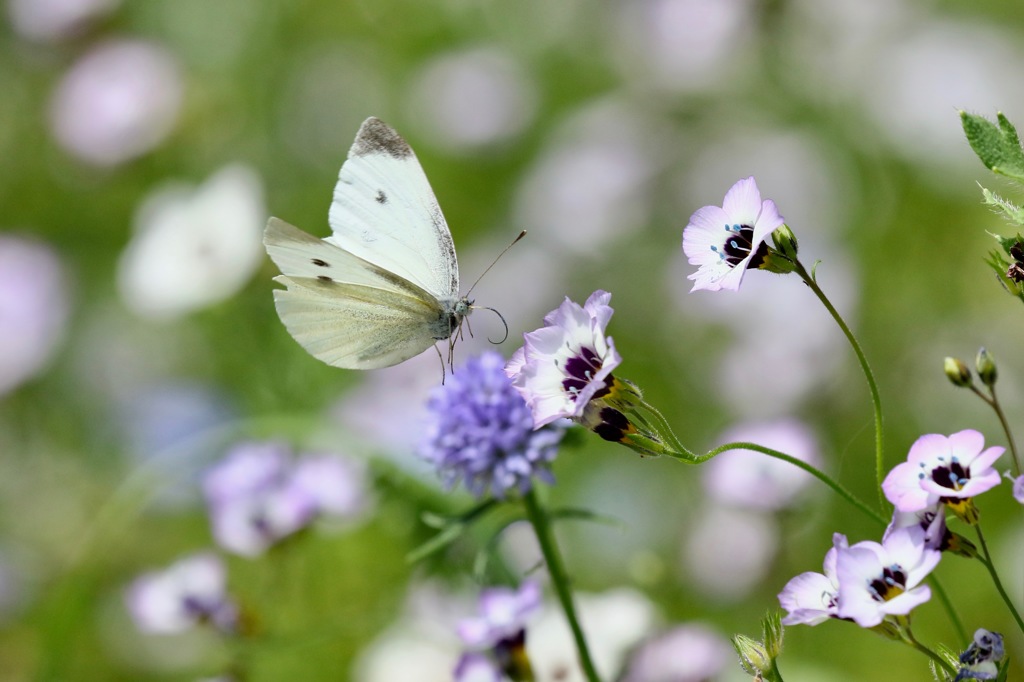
[3,0,1024,680]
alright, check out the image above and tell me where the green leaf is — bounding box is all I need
[961,111,1024,182]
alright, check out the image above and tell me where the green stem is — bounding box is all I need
[662,440,887,527]
[972,385,1021,476]
[902,629,957,677]
[793,260,886,510]
[522,489,601,682]
[974,524,1024,635]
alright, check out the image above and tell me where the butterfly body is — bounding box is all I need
[264,117,471,370]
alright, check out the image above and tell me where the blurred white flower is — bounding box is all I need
[619,623,732,682]
[681,505,778,601]
[703,419,821,511]
[49,40,183,166]
[859,20,1024,171]
[352,581,472,682]
[125,553,237,634]
[515,99,666,258]
[118,164,265,319]
[528,588,658,682]
[0,235,69,397]
[613,0,756,92]
[408,47,538,152]
[6,0,119,43]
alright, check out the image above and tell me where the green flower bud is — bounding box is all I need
[771,224,799,261]
[732,634,770,677]
[944,357,973,388]
[976,347,997,387]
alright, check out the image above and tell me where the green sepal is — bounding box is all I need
[961,111,1024,182]
[981,188,1024,227]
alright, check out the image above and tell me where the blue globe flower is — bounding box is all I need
[420,351,565,498]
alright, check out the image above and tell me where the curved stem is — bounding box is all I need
[793,261,886,510]
[522,489,601,682]
[663,440,887,527]
[974,524,1024,635]
[901,629,957,677]
[973,385,1022,476]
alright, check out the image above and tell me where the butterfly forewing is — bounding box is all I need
[327,117,459,301]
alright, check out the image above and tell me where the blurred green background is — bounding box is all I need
[2,0,1024,679]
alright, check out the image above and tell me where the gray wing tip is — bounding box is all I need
[351,117,414,160]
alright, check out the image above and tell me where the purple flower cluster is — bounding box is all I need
[420,351,565,499]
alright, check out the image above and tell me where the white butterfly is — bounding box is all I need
[264,117,473,370]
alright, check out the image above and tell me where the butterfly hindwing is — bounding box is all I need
[272,275,445,369]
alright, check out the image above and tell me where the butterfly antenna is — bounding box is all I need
[472,306,509,344]
[465,230,527,297]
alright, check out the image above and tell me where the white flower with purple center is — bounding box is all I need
[421,352,565,499]
[506,290,621,428]
[957,628,1005,681]
[203,441,368,557]
[883,502,949,553]
[835,527,941,628]
[882,430,1003,513]
[778,533,844,626]
[682,176,784,292]
[125,552,237,634]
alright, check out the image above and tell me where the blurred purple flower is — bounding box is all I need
[835,527,940,628]
[682,176,784,292]
[506,290,620,428]
[420,352,564,499]
[125,552,237,634]
[882,430,1003,513]
[49,40,183,166]
[118,164,265,319]
[6,0,119,42]
[702,418,820,511]
[408,47,537,153]
[457,581,541,650]
[619,624,732,682]
[778,533,843,626]
[453,652,503,682]
[0,235,69,397]
[203,442,369,557]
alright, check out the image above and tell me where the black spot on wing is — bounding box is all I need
[317,275,333,282]
[311,258,329,267]
[350,118,413,159]
[376,190,388,204]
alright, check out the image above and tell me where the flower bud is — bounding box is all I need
[771,224,799,261]
[944,357,973,388]
[732,634,770,677]
[975,347,997,387]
